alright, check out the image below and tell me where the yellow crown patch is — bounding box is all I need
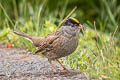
[71,18,79,24]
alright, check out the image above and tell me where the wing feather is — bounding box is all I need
[35,30,61,54]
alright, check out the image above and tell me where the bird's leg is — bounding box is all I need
[56,59,67,70]
[48,59,58,71]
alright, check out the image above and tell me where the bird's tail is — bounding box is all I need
[13,31,33,42]
[13,30,43,47]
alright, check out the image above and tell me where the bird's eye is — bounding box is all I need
[71,26,74,27]
[71,24,74,27]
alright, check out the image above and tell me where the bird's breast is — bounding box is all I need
[54,36,79,58]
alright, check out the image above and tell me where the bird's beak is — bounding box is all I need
[78,24,84,30]
[78,24,85,35]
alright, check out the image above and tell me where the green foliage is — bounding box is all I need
[0,0,120,79]
[1,0,120,32]
[94,0,120,32]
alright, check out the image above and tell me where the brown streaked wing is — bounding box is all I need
[35,30,61,53]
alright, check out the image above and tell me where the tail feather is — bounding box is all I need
[13,31,31,38]
[13,31,33,42]
[13,30,42,47]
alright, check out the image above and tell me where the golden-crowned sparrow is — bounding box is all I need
[13,17,84,71]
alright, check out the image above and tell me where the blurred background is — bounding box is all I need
[0,0,120,79]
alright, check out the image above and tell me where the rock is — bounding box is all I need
[0,48,87,80]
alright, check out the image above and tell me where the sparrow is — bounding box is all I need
[13,17,84,71]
